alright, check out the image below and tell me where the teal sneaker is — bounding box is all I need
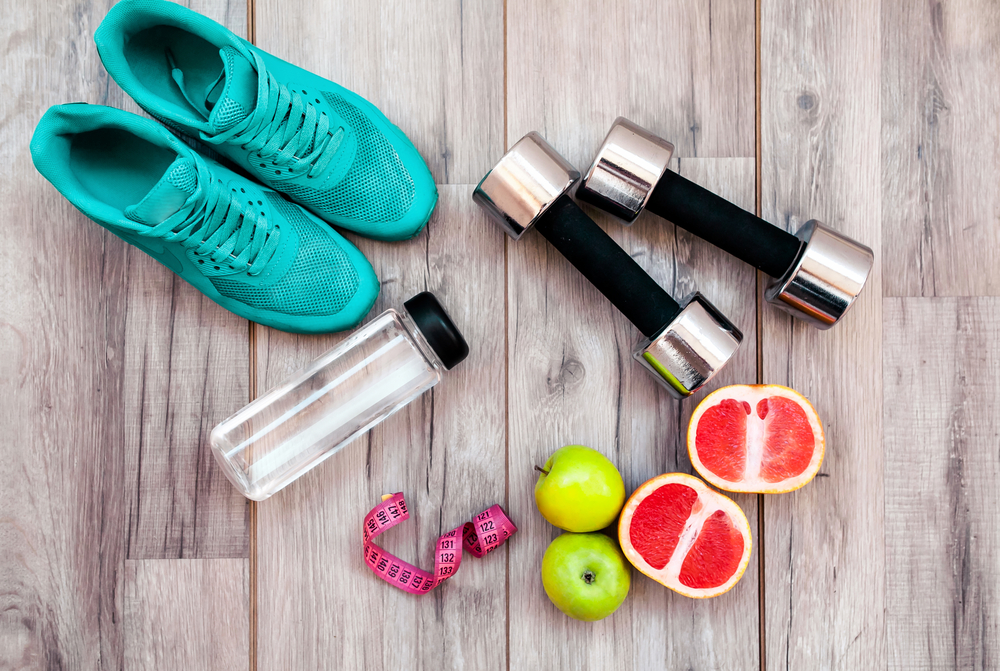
[31,104,379,334]
[95,0,437,241]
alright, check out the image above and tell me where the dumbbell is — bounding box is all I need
[577,117,874,329]
[472,131,742,400]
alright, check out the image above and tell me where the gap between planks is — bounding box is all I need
[242,3,755,669]
[246,1,258,670]
[502,2,510,670]
[753,0,766,669]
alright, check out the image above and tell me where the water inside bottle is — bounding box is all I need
[211,311,441,500]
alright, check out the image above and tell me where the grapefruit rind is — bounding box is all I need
[688,384,825,494]
[618,473,752,599]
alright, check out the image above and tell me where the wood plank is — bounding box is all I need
[254,0,504,185]
[505,157,760,670]
[0,0,249,666]
[255,187,507,670]
[884,297,1000,670]
[505,1,758,667]
[124,558,249,670]
[882,0,1000,297]
[760,0,885,668]
[122,0,250,561]
[506,0,754,169]
[122,273,250,559]
[252,2,504,666]
[0,2,131,668]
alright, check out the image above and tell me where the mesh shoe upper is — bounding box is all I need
[211,193,360,317]
[95,0,437,241]
[30,103,379,334]
[279,92,415,225]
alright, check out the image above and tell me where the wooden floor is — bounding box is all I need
[3,0,999,669]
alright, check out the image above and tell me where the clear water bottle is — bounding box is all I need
[211,292,469,500]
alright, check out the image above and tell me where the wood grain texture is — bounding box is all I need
[0,1,128,668]
[255,188,507,670]
[122,274,250,559]
[9,0,1000,667]
[0,0,249,667]
[760,0,885,668]
[884,298,1000,670]
[506,158,760,671]
[121,0,251,561]
[882,0,1000,297]
[506,0,754,169]
[124,558,249,670]
[254,0,504,185]
[505,2,758,668]
[251,3,504,667]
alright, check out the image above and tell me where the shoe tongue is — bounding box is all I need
[207,46,258,133]
[124,157,198,225]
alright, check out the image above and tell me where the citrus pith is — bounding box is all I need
[688,384,825,494]
[618,473,752,599]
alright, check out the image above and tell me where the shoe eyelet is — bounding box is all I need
[257,200,263,206]
[240,188,245,193]
[214,266,220,270]
[314,98,320,104]
[259,163,266,168]
[275,170,281,175]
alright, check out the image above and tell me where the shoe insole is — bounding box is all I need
[69,128,177,211]
[124,26,222,120]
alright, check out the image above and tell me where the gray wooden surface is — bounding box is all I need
[760,0,886,668]
[884,298,1000,670]
[882,0,1000,297]
[1,0,249,669]
[2,0,999,669]
[124,559,249,670]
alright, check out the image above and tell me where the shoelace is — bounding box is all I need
[145,156,280,276]
[205,50,344,180]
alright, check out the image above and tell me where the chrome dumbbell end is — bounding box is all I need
[583,117,875,330]
[577,117,674,224]
[472,131,580,240]
[474,131,743,401]
[764,220,874,329]
[635,293,743,399]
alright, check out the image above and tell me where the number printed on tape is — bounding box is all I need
[362,493,517,595]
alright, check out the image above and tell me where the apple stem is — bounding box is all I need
[534,465,549,476]
[583,570,595,585]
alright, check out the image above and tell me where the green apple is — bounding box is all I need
[541,532,631,621]
[534,445,625,532]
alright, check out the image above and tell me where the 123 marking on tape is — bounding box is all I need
[363,492,517,594]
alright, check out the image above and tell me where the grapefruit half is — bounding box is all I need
[688,385,825,494]
[618,473,751,599]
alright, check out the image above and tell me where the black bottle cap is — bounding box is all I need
[403,292,469,370]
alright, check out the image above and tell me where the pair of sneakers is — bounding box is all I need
[31,0,437,333]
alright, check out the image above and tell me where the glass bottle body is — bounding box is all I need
[210,309,441,500]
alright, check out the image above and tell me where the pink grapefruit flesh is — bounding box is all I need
[618,473,752,599]
[688,385,825,494]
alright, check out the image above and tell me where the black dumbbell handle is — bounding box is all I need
[534,195,682,339]
[647,170,803,279]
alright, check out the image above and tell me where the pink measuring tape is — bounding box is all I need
[363,492,517,594]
